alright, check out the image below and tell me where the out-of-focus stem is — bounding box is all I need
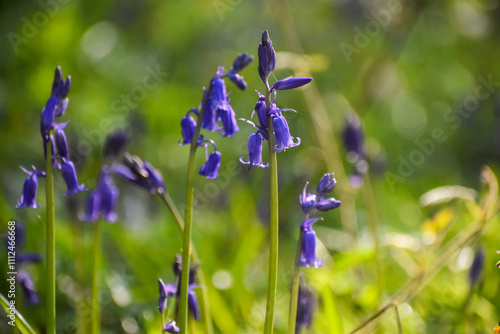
[161,193,213,334]
[287,231,304,334]
[91,219,103,334]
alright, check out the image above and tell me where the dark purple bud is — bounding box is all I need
[180,116,198,145]
[188,287,200,321]
[18,271,39,305]
[201,100,220,132]
[158,279,176,314]
[299,218,324,268]
[16,167,45,209]
[469,248,484,287]
[80,190,101,222]
[164,321,180,333]
[104,130,129,160]
[299,182,317,213]
[231,52,253,72]
[210,77,227,105]
[342,113,365,161]
[98,172,118,222]
[228,73,248,90]
[240,133,268,170]
[315,198,342,212]
[254,98,267,130]
[199,152,221,179]
[51,66,71,99]
[296,278,315,331]
[54,128,69,161]
[119,155,150,189]
[273,115,300,152]
[271,77,312,91]
[216,104,239,137]
[316,173,336,198]
[258,30,276,82]
[40,97,59,140]
[60,160,87,196]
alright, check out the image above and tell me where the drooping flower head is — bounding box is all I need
[273,114,301,152]
[199,151,221,179]
[16,166,46,209]
[240,133,268,170]
[299,218,324,268]
[60,159,87,196]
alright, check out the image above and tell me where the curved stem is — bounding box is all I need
[264,88,279,334]
[92,219,103,334]
[287,231,304,334]
[179,90,208,334]
[45,139,56,334]
[161,193,213,334]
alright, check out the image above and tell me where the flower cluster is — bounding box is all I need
[17,67,86,208]
[81,130,167,223]
[298,173,341,268]
[179,53,253,179]
[158,256,200,333]
[342,112,368,187]
[240,31,312,170]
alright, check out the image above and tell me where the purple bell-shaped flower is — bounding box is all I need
[298,218,324,268]
[273,115,300,152]
[60,159,86,196]
[199,152,221,179]
[240,133,268,170]
[16,166,46,209]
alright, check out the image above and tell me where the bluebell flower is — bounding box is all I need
[216,104,239,137]
[315,198,342,212]
[97,170,119,222]
[80,190,101,222]
[188,288,200,321]
[271,77,312,91]
[258,30,276,82]
[180,116,198,145]
[51,66,71,100]
[253,96,268,131]
[60,159,87,196]
[41,67,71,141]
[202,100,221,132]
[104,129,129,160]
[273,115,300,152]
[299,182,316,214]
[296,278,315,332]
[54,127,69,161]
[316,173,336,199]
[210,77,227,105]
[164,321,180,333]
[40,96,59,141]
[18,271,39,305]
[240,133,268,169]
[117,154,167,195]
[228,73,247,90]
[158,278,176,314]
[230,52,254,73]
[469,247,484,287]
[299,218,324,268]
[199,151,221,179]
[16,166,46,209]
[342,112,365,161]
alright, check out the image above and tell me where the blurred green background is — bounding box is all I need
[1,0,500,333]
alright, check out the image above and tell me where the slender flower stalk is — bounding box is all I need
[45,139,56,334]
[288,231,304,334]
[92,219,103,334]
[179,94,206,333]
[264,86,279,334]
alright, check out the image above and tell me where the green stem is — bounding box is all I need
[45,139,56,334]
[264,88,279,334]
[394,304,403,334]
[179,90,208,334]
[161,193,213,334]
[0,293,37,334]
[92,219,103,334]
[287,231,304,334]
[361,175,383,303]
